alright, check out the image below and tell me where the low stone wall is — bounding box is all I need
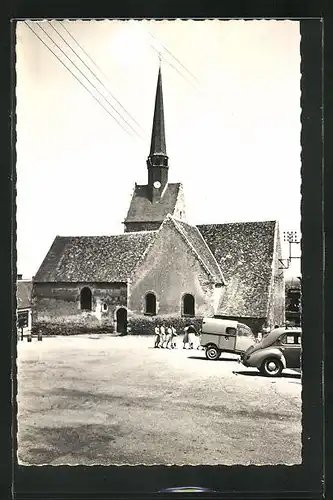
[32,282,126,336]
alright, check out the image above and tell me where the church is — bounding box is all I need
[31,67,285,337]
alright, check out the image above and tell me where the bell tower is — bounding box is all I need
[146,65,169,200]
[123,61,186,233]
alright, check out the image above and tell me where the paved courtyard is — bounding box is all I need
[17,334,302,466]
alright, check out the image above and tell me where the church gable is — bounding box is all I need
[174,219,225,284]
[128,215,224,317]
[34,232,157,283]
[198,221,278,318]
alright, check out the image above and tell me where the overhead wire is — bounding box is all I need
[37,21,144,140]
[150,43,202,94]
[55,20,144,133]
[26,20,206,142]
[24,21,142,140]
[148,30,202,86]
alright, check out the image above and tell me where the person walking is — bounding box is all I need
[164,325,177,349]
[154,324,161,348]
[183,324,190,349]
[187,324,197,349]
[195,327,202,350]
[165,325,173,349]
[160,324,166,348]
[171,326,177,349]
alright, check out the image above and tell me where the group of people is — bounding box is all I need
[154,323,201,350]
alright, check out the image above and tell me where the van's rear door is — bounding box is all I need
[235,323,256,353]
[201,318,237,351]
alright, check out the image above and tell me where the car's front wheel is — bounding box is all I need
[260,357,283,377]
[205,345,221,361]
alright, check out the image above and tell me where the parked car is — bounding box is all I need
[241,326,301,377]
[200,318,256,360]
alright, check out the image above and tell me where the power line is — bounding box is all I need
[150,44,202,93]
[148,30,201,86]
[24,21,136,139]
[55,21,144,132]
[36,21,143,140]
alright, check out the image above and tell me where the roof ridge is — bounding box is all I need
[192,223,226,284]
[54,231,158,239]
[121,230,158,235]
[197,220,278,227]
[169,217,218,282]
[178,219,226,284]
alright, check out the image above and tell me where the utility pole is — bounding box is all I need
[278,230,301,270]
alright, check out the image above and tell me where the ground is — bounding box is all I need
[17,334,302,466]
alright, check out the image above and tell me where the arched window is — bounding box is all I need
[182,294,195,316]
[145,292,156,315]
[80,287,92,311]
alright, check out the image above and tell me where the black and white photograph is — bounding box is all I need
[15,19,302,466]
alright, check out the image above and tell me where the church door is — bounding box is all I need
[116,308,128,335]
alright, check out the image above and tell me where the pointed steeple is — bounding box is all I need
[149,64,167,156]
[146,63,169,199]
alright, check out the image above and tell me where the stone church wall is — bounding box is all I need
[127,218,218,333]
[32,282,127,335]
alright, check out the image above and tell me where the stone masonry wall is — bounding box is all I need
[32,282,127,335]
[127,217,217,330]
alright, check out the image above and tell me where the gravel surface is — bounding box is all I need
[17,334,302,466]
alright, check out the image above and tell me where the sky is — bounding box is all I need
[15,19,301,279]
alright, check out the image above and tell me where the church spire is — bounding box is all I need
[149,62,167,156]
[147,63,169,198]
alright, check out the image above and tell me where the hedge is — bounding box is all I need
[31,322,114,336]
[127,315,203,336]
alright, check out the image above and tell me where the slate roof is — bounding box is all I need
[17,281,32,309]
[34,232,157,283]
[198,221,277,318]
[173,218,225,284]
[124,183,181,223]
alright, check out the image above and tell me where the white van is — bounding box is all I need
[200,318,256,360]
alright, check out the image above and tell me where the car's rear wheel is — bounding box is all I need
[260,357,283,377]
[205,345,221,361]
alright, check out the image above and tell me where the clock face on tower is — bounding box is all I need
[153,181,161,189]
